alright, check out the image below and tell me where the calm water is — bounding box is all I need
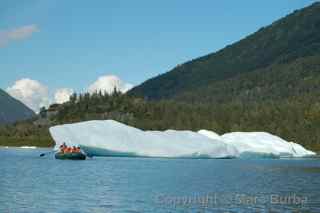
[1,148,320,213]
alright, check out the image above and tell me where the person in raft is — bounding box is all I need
[59,143,67,153]
[71,146,81,153]
[59,143,81,154]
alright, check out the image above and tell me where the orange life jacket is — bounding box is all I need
[66,147,72,153]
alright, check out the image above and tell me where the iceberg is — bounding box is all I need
[49,120,238,158]
[198,130,316,158]
[49,120,316,159]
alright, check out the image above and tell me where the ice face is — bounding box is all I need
[198,130,316,158]
[289,142,316,157]
[49,120,238,158]
[49,120,316,159]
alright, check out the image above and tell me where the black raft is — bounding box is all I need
[55,152,86,160]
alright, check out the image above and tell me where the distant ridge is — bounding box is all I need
[129,2,320,103]
[0,89,35,124]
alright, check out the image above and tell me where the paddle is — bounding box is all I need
[40,150,55,157]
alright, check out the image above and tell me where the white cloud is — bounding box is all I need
[54,88,74,104]
[0,24,39,47]
[6,74,133,113]
[6,78,49,113]
[88,75,133,94]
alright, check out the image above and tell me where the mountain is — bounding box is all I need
[129,2,320,103]
[0,89,35,124]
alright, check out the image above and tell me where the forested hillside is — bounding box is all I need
[129,2,320,103]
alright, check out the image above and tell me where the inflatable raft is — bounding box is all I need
[55,152,86,160]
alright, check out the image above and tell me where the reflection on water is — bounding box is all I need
[0,147,320,213]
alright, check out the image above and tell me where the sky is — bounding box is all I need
[0,0,318,111]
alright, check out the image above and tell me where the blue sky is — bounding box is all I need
[0,0,317,93]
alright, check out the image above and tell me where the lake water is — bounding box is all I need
[1,148,320,213]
